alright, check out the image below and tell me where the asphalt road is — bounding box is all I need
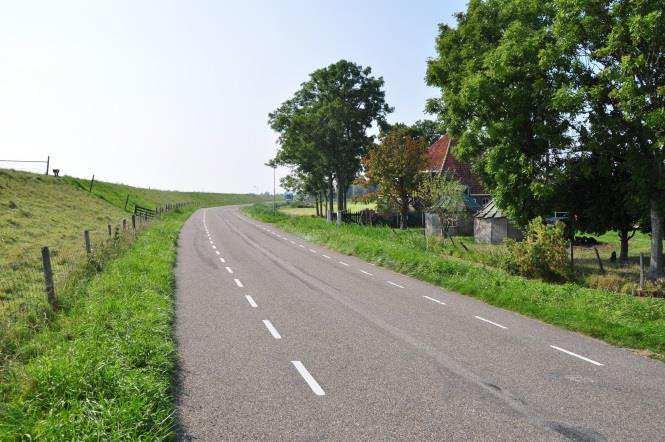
[175,205,665,441]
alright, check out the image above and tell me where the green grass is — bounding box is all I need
[0,209,189,439]
[245,203,665,360]
[63,174,268,212]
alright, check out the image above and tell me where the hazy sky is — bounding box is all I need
[0,1,467,193]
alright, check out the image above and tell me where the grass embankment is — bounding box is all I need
[245,203,665,360]
[0,209,190,439]
[63,175,268,211]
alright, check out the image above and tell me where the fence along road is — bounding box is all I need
[175,205,665,440]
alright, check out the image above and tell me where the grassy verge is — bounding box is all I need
[0,209,191,439]
[244,203,665,361]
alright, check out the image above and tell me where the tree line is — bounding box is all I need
[269,0,663,280]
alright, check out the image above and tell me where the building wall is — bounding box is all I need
[475,217,523,244]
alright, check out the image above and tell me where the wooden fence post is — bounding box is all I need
[639,253,645,289]
[593,247,604,274]
[124,194,130,211]
[108,224,112,237]
[84,230,92,254]
[132,214,136,230]
[114,227,119,239]
[45,155,50,176]
[41,246,58,310]
[122,219,127,230]
[89,174,95,192]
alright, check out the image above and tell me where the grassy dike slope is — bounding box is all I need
[0,209,190,438]
[0,170,126,268]
[64,175,268,210]
[245,204,665,361]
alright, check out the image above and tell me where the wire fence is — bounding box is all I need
[0,202,191,364]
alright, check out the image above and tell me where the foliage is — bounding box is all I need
[553,0,664,279]
[269,60,392,213]
[363,126,428,227]
[246,203,665,360]
[504,217,569,281]
[426,0,571,227]
[415,172,467,232]
[0,210,191,438]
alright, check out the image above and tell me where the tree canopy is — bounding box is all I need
[269,60,392,218]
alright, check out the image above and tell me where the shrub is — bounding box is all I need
[586,274,627,293]
[504,217,568,281]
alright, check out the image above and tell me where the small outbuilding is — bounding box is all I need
[474,200,523,244]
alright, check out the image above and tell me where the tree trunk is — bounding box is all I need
[648,199,663,280]
[618,229,630,263]
[315,195,320,217]
[400,196,409,229]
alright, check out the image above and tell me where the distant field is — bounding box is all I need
[280,201,376,217]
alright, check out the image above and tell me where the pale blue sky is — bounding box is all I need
[0,1,467,193]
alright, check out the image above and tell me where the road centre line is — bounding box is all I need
[219,257,226,263]
[387,281,404,288]
[423,295,446,305]
[322,254,331,259]
[360,269,373,276]
[234,278,244,288]
[550,345,604,366]
[309,249,317,253]
[290,240,296,244]
[215,250,220,255]
[225,266,234,274]
[339,261,350,266]
[262,320,282,339]
[291,361,325,396]
[212,245,217,249]
[474,315,507,329]
[245,295,257,308]
[299,244,306,248]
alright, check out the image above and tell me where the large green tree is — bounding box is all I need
[554,0,664,278]
[426,0,571,227]
[269,60,392,221]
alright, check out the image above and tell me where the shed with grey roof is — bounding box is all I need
[474,200,523,244]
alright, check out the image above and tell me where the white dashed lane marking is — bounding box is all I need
[234,278,244,288]
[360,269,373,276]
[219,257,226,263]
[550,345,603,366]
[291,361,325,396]
[474,316,506,329]
[225,266,234,274]
[387,281,404,288]
[245,295,257,308]
[423,295,445,305]
[322,255,331,259]
[263,320,282,339]
[339,261,350,266]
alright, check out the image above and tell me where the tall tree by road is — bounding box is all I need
[554,0,664,278]
[364,125,429,228]
[269,60,392,220]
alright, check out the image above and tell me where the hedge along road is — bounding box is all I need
[174,205,665,440]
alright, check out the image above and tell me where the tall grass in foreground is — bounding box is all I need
[246,203,665,360]
[0,210,189,439]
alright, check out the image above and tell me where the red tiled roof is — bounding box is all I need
[425,134,488,196]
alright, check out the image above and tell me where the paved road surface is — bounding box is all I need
[175,205,665,440]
